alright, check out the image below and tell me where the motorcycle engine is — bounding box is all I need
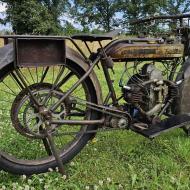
[123,64,168,117]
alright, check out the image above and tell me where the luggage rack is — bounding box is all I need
[0,35,90,68]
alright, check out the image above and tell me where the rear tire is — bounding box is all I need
[0,61,98,175]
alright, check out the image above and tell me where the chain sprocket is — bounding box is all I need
[11,83,71,139]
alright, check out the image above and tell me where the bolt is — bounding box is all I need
[118,118,128,129]
[45,121,50,126]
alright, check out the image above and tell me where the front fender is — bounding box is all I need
[173,58,190,114]
[178,58,190,114]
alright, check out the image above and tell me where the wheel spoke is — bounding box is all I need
[40,67,49,83]
[36,67,39,83]
[10,73,23,90]
[52,66,55,84]
[56,71,74,89]
[0,89,16,96]
[54,66,65,86]
[0,63,94,174]
[18,69,31,86]
[27,68,35,84]
[2,81,17,96]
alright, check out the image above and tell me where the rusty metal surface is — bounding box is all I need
[0,36,103,105]
[0,35,68,40]
[16,38,66,67]
[106,41,184,61]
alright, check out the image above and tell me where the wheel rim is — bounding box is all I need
[0,64,94,163]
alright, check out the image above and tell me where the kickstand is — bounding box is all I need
[46,131,65,175]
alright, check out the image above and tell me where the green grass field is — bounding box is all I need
[0,41,189,190]
[1,129,190,190]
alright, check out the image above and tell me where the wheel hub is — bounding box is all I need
[11,83,71,139]
[39,106,52,120]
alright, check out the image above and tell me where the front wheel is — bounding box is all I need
[0,62,98,175]
[173,76,190,135]
[183,126,190,136]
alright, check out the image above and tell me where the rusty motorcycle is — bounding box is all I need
[0,14,190,175]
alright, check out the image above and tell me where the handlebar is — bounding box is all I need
[130,13,190,25]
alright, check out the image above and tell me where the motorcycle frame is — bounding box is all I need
[49,42,119,126]
[1,35,123,127]
[2,14,189,127]
[1,13,190,174]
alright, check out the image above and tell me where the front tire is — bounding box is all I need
[173,76,190,135]
[179,77,190,135]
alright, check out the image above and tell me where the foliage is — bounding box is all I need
[163,0,190,29]
[62,21,80,35]
[1,0,62,34]
[122,0,167,34]
[1,0,190,36]
[70,0,123,32]
[164,0,190,14]
[38,0,70,32]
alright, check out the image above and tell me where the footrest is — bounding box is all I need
[131,114,190,138]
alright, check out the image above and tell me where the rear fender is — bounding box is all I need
[0,43,14,80]
[0,44,103,105]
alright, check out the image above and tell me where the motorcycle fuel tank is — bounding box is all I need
[106,39,184,61]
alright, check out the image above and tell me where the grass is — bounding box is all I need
[0,130,190,189]
[0,41,190,190]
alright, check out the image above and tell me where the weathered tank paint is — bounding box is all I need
[106,42,184,61]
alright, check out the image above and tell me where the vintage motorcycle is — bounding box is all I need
[0,14,190,175]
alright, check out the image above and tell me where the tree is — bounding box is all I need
[38,0,70,31]
[164,0,190,15]
[70,0,123,32]
[122,0,166,34]
[122,0,142,33]
[1,0,63,34]
[62,21,80,35]
[163,0,190,29]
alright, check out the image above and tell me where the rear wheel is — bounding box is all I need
[0,62,98,175]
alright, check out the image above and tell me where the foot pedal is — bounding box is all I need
[133,123,148,130]
[131,114,190,138]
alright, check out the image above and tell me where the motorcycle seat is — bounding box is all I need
[71,29,122,42]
